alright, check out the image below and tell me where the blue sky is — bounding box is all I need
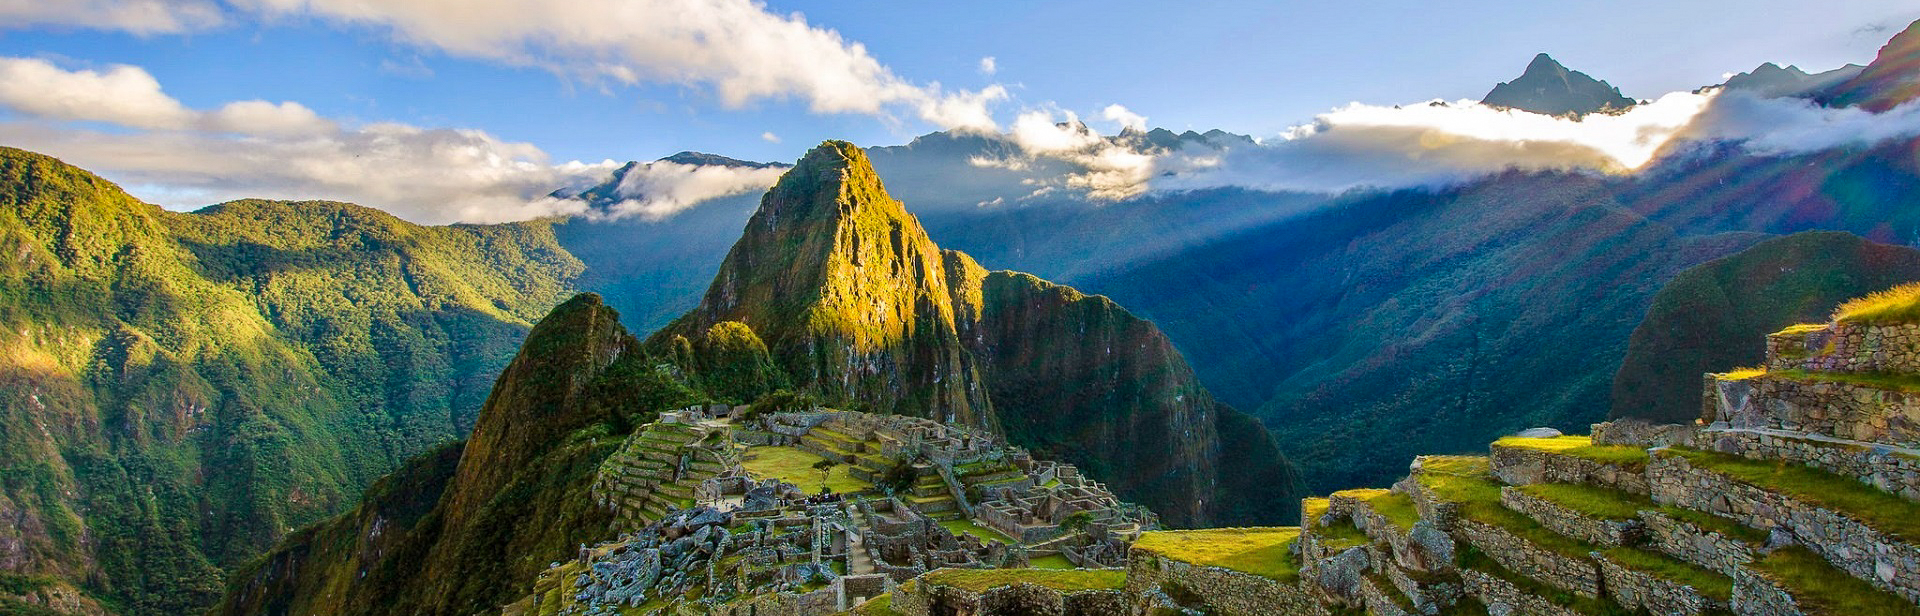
[0,1,1916,222]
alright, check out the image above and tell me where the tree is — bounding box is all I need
[811,458,839,494]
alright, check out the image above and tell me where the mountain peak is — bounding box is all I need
[656,150,784,169]
[1819,18,1920,111]
[1482,52,1635,116]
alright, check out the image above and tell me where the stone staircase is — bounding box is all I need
[590,420,740,531]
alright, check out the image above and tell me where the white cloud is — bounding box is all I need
[0,0,223,34]
[979,56,997,76]
[1102,104,1147,132]
[760,131,781,143]
[601,161,787,221]
[0,56,624,224]
[1676,89,1920,154]
[226,0,1007,131]
[0,57,195,129]
[205,100,337,136]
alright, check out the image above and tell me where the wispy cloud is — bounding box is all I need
[0,0,223,35]
[596,161,786,221]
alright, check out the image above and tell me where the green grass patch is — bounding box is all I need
[917,568,1125,593]
[1415,466,1595,562]
[1133,527,1302,581]
[1757,546,1920,615]
[1314,520,1372,551]
[1771,369,1920,393]
[1492,435,1650,470]
[939,518,1015,545]
[740,446,872,495]
[1776,323,1831,336]
[1366,491,1420,531]
[850,593,903,616]
[1662,447,1920,539]
[1652,506,1768,544]
[1834,282,1920,325]
[1302,497,1331,523]
[1029,554,1077,570]
[1518,483,1652,521]
[1599,547,1732,601]
[1717,367,1768,380]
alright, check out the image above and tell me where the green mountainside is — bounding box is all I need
[0,147,579,614]
[1611,231,1920,423]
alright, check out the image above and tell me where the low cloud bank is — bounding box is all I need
[596,161,787,221]
[987,89,1920,201]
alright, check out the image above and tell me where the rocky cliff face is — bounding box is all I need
[655,142,1299,526]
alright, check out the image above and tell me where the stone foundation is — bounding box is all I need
[1123,553,1327,616]
[1595,553,1722,615]
[1455,519,1601,598]
[1490,444,1650,495]
[1499,487,1642,547]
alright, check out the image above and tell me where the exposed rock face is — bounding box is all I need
[1482,53,1636,116]
[655,142,1300,526]
[1820,18,1920,111]
[1611,231,1920,424]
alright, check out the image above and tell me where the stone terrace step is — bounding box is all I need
[1736,545,1920,615]
[1499,484,1646,547]
[1651,446,1920,603]
[1699,425,1920,502]
[1489,435,1651,495]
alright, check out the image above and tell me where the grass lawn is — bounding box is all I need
[1333,488,1419,531]
[1662,447,1920,539]
[1757,546,1920,615]
[850,593,903,616]
[740,446,873,495]
[1492,435,1649,470]
[1028,554,1077,569]
[1132,527,1301,581]
[1599,548,1732,601]
[1517,483,1651,521]
[917,568,1126,592]
[939,518,1016,545]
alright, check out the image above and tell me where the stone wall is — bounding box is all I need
[1358,576,1415,616]
[1638,510,1756,577]
[1595,553,1720,615]
[1706,375,1920,448]
[1123,553,1328,616]
[1499,487,1641,547]
[1455,519,1601,598]
[1767,323,1920,375]
[1489,445,1650,494]
[1591,419,1700,448]
[1458,568,1580,616]
[1700,426,1920,500]
[1648,451,1920,602]
[1729,567,1803,616]
[888,579,1125,616]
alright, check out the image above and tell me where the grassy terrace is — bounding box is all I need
[1458,545,1635,616]
[1491,435,1650,470]
[850,593,903,616]
[740,446,873,495]
[1029,554,1077,569]
[1758,546,1920,615]
[1770,369,1920,393]
[916,568,1126,593]
[1835,281,1920,324]
[1418,457,1733,600]
[1302,497,1331,523]
[1314,519,1372,551]
[1517,483,1651,521]
[1330,488,1419,531]
[939,518,1015,544]
[1661,447,1920,540]
[1132,527,1302,581]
